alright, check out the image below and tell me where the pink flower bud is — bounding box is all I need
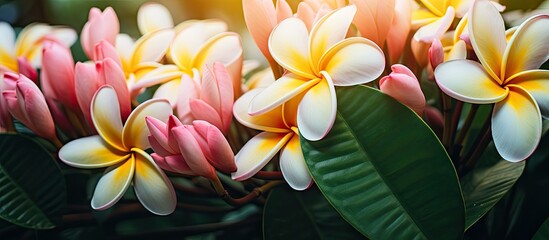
[429,39,444,70]
[171,125,217,179]
[81,7,120,60]
[379,64,426,114]
[41,40,78,111]
[2,74,56,140]
[16,57,37,83]
[192,120,236,173]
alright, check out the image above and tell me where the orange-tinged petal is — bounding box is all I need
[435,60,508,104]
[280,134,313,190]
[131,29,174,68]
[320,37,385,86]
[507,70,549,118]
[122,98,172,150]
[296,2,316,31]
[351,0,395,48]
[502,14,549,82]
[91,86,125,151]
[91,157,134,210]
[469,0,506,83]
[249,73,319,115]
[386,0,411,63]
[133,148,176,215]
[269,17,314,78]
[243,0,277,61]
[59,135,130,168]
[309,5,357,72]
[137,2,174,35]
[297,72,337,141]
[233,88,289,133]
[492,85,541,162]
[232,132,293,181]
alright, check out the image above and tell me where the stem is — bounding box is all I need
[176,203,234,212]
[453,104,479,156]
[253,171,283,180]
[441,92,454,149]
[458,110,492,175]
[210,176,283,206]
[172,182,218,197]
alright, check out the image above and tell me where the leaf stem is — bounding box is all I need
[453,104,479,158]
[441,92,454,149]
[210,176,283,206]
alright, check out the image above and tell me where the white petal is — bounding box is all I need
[122,98,172,149]
[297,72,337,141]
[280,134,313,190]
[492,85,541,162]
[434,60,508,104]
[233,88,289,133]
[91,158,134,210]
[232,132,293,181]
[91,86,125,151]
[137,3,174,35]
[59,135,130,168]
[133,149,176,215]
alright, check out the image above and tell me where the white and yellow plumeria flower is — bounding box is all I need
[0,22,76,72]
[434,0,549,162]
[59,86,176,215]
[248,5,385,141]
[412,0,503,28]
[233,88,312,190]
[130,3,243,102]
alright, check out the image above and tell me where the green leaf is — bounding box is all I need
[0,134,66,229]
[301,86,465,240]
[533,217,549,240]
[461,142,525,229]
[263,186,364,240]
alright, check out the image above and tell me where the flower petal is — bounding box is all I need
[91,157,134,210]
[350,0,395,48]
[280,134,313,190]
[75,62,100,127]
[201,62,234,132]
[192,33,243,75]
[249,73,319,115]
[98,58,132,121]
[171,126,217,179]
[193,120,237,172]
[507,70,549,118]
[269,17,314,78]
[145,116,175,154]
[91,86,125,151]
[164,154,195,175]
[233,88,289,132]
[133,149,176,215]
[170,23,210,72]
[469,0,506,82]
[492,85,541,162]
[154,78,181,108]
[176,73,199,123]
[502,14,549,81]
[122,98,172,150]
[232,132,293,181]
[137,2,174,35]
[386,0,411,63]
[131,29,175,67]
[309,5,357,71]
[242,0,277,61]
[434,60,508,104]
[59,135,130,168]
[297,72,337,141]
[189,99,224,130]
[319,37,385,86]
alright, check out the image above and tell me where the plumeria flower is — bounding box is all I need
[130,3,243,102]
[434,0,549,162]
[41,40,79,112]
[412,0,503,28]
[249,5,385,141]
[380,64,426,114]
[59,86,176,215]
[1,72,57,142]
[146,116,236,179]
[80,7,119,60]
[177,62,234,134]
[0,22,76,73]
[233,88,313,191]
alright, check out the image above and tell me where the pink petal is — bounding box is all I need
[193,120,237,173]
[164,154,195,175]
[379,65,426,114]
[171,126,217,179]
[386,0,411,63]
[189,99,224,131]
[145,116,175,154]
[41,40,78,111]
[17,80,56,140]
[176,73,200,123]
[94,40,122,66]
[75,62,100,128]
[97,58,131,121]
[351,0,395,48]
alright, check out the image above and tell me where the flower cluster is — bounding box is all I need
[0,1,547,233]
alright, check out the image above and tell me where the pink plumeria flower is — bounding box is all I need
[146,116,236,179]
[0,22,76,73]
[249,5,385,141]
[434,0,549,162]
[41,40,79,111]
[59,86,176,215]
[233,88,313,190]
[177,62,233,134]
[1,73,57,141]
[380,64,426,114]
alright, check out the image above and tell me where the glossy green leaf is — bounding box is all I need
[301,85,464,239]
[0,134,66,229]
[263,186,364,240]
[533,217,549,240]
[461,142,525,229]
